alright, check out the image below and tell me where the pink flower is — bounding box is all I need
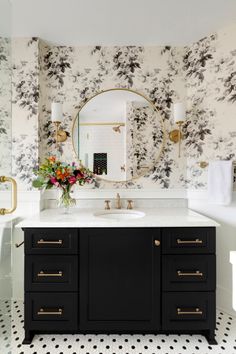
[68,176,77,184]
[50,177,60,187]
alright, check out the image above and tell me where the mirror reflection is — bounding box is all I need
[73,89,164,182]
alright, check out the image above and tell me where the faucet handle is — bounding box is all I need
[127,200,133,210]
[104,200,111,210]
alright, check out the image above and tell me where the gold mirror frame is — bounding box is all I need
[72,88,166,183]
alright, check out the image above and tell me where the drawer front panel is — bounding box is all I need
[25,255,78,292]
[162,292,215,330]
[162,227,215,254]
[163,255,216,291]
[24,228,78,254]
[25,292,78,331]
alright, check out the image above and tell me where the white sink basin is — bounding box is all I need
[94,210,145,220]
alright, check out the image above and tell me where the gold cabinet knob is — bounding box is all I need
[154,240,160,247]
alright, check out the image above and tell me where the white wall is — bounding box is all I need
[80,125,126,181]
[0,221,12,300]
[188,191,236,316]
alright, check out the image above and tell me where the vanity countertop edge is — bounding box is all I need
[15,207,220,228]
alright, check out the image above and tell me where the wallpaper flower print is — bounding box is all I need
[12,38,40,189]
[185,24,236,188]
[38,43,186,190]
[216,50,236,103]
[183,34,217,84]
[11,22,236,191]
[43,46,73,88]
[126,102,164,179]
[12,39,39,119]
[0,37,11,190]
[112,46,143,87]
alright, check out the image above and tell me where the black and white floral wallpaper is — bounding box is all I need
[0,37,11,190]
[126,102,164,179]
[10,23,236,190]
[37,42,186,190]
[185,24,236,189]
[12,38,39,189]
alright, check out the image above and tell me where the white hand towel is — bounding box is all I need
[208,160,233,205]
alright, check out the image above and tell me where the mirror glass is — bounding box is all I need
[73,89,164,182]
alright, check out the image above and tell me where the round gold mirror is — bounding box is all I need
[72,88,165,182]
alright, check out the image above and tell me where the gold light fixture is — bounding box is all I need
[169,102,186,157]
[51,102,68,148]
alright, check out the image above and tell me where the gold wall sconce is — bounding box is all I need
[169,102,186,158]
[51,102,68,148]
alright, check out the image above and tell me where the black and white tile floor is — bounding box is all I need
[1,300,236,354]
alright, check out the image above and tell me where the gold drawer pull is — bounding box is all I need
[177,270,203,277]
[37,239,63,245]
[177,307,203,315]
[177,238,203,245]
[154,240,161,247]
[37,271,63,277]
[37,308,63,315]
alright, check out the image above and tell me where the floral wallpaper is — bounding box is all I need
[0,37,11,190]
[12,38,39,190]
[126,101,163,179]
[10,23,236,191]
[184,23,236,189]
[38,43,186,190]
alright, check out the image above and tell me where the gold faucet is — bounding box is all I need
[115,193,122,209]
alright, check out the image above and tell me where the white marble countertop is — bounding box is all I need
[15,207,219,228]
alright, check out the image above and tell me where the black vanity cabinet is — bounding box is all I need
[23,226,216,345]
[79,228,161,331]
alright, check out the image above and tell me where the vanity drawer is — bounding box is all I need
[162,255,216,291]
[24,228,78,254]
[162,292,215,331]
[162,227,215,254]
[25,255,78,292]
[25,292,78,331]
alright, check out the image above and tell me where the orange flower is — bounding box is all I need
[48,156,56,163]
[56,169,70,180]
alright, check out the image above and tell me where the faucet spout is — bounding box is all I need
[115,193,122,209]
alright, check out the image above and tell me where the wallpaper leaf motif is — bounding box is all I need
[12,62,39,118]
[43,46,73,87]
[11,26,236,191]
[37,43,185,189]
[183,34,217,84]
[12,136,39,187]
[183,105,214,156]
[0,37,11,190]
[113,46,143,87]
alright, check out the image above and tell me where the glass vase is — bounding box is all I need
[58,186,76,214]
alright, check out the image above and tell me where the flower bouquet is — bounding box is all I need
[32,156,94,212]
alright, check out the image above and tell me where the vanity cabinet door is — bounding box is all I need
[79,228,161,331]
